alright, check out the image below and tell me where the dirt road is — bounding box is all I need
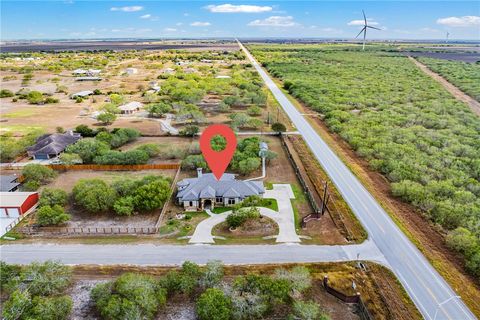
[409,56,480,116]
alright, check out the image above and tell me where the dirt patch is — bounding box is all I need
[213,216,278,238]
[409,56,480,116]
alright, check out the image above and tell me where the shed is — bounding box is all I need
[119,101,143,114]
[0,192,39,218]
[75,77,102,81]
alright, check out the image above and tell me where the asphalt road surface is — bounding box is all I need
[0,241,385,265]
[238,41,476,320]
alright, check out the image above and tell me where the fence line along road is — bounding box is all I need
[237,41,476,320]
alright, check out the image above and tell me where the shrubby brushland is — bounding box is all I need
[417,57,480,102]
[250,45,480,276]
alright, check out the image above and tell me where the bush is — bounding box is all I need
[274,266,311,293]
[146,102,172,117]
[74,124,96,137]
[97,112,117,125]
[196,288,232,320]
[30,295,73,320]
[65,138,110,163]
[22,164,57,189]
[226,207,260,229]
[136,143,160,157]
[113,196,135,216]
[247,105,262,116]
[39,188,68,208]
[72,179,117,213]
[271,122,286,133]
[36,205,70,226]
[0,89,14,98]
[200,260,224,289]
[291,301,327,320]
[45,96,59,104]
[0,262,20,291]
[13,261,72,296]
[91,273,166,320]
[27,90,44,104]
[182,154,207,170]
[179,125,199,137]
[93,149,149,165]
[132,177,171,211]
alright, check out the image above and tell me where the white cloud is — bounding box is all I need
[206,4,272,13]
[176,22,183,26]
[110,6,143,12]
[140,14,151,19]
[164,28,177,32]
[248,16,298,27]
[347,19,379,26]
[190,21,211,27]
[436,16,479,27]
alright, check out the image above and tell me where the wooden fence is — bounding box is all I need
[17,226,160,235]
[47,163,180,171]
[323,276,373,320]
[280,135,325,215]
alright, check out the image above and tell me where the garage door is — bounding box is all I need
[7,208,20,217]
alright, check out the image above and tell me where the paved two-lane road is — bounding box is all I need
[238,41,476,320]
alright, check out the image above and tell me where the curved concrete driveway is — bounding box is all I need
[189,184,301,244]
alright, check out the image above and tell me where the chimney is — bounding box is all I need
[197,168,203,178]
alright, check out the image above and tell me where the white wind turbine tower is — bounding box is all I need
[446,31,450,43]
[355,10,381,50]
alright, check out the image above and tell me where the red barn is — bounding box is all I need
[0,192,39,218]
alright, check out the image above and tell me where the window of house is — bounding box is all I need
[228,198,235,205]
[216,197,223,203]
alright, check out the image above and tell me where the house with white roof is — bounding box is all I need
[176,168,264,211]
[71,90,94,99]
[118,101,143,115]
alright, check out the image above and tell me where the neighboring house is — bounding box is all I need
[71,90,94,99]
[26,131,81,160]
[0,192,39,218]
[176,168,264,211]
[119,101,143,115]
[0,175,20,192]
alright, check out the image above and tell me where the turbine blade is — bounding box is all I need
[367,26,381,30]
[355,27,366,39]
[363,10,367,25]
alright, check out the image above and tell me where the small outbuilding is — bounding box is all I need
[0,192,39,218]
[26,131,81,160]
[71,90,94,99]
[75,77,102,81]
[124,67,138,75]
[118,101,143,114]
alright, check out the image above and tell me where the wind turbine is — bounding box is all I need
[355,10,381,50]
[446,31,450,43]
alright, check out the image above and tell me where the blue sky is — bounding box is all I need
[1,1,479,40]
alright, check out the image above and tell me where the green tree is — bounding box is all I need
[97,112,117,125]
[74,124,96,137]
[0,262,20,291]
[72,179,117,213]
[291,301,328,320]
[196,288,232,320]
[200,260,224,289]
[146,102,172,118]
[179,125,199,137]
[22,164,57,188]
[36,205,70,226]
[237,157,261,175]
[58,152,82,164]
[27,91,44,104]
[91,273,166,320]
[65,138,110,163]
[271,122,286,133]
[133,178,170,211]
[182,155,207,170]
[247,105,262,116]
[15,261,72,296]
[109,94,125,105]
[446,227,478,256]
[39,188,68,208]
